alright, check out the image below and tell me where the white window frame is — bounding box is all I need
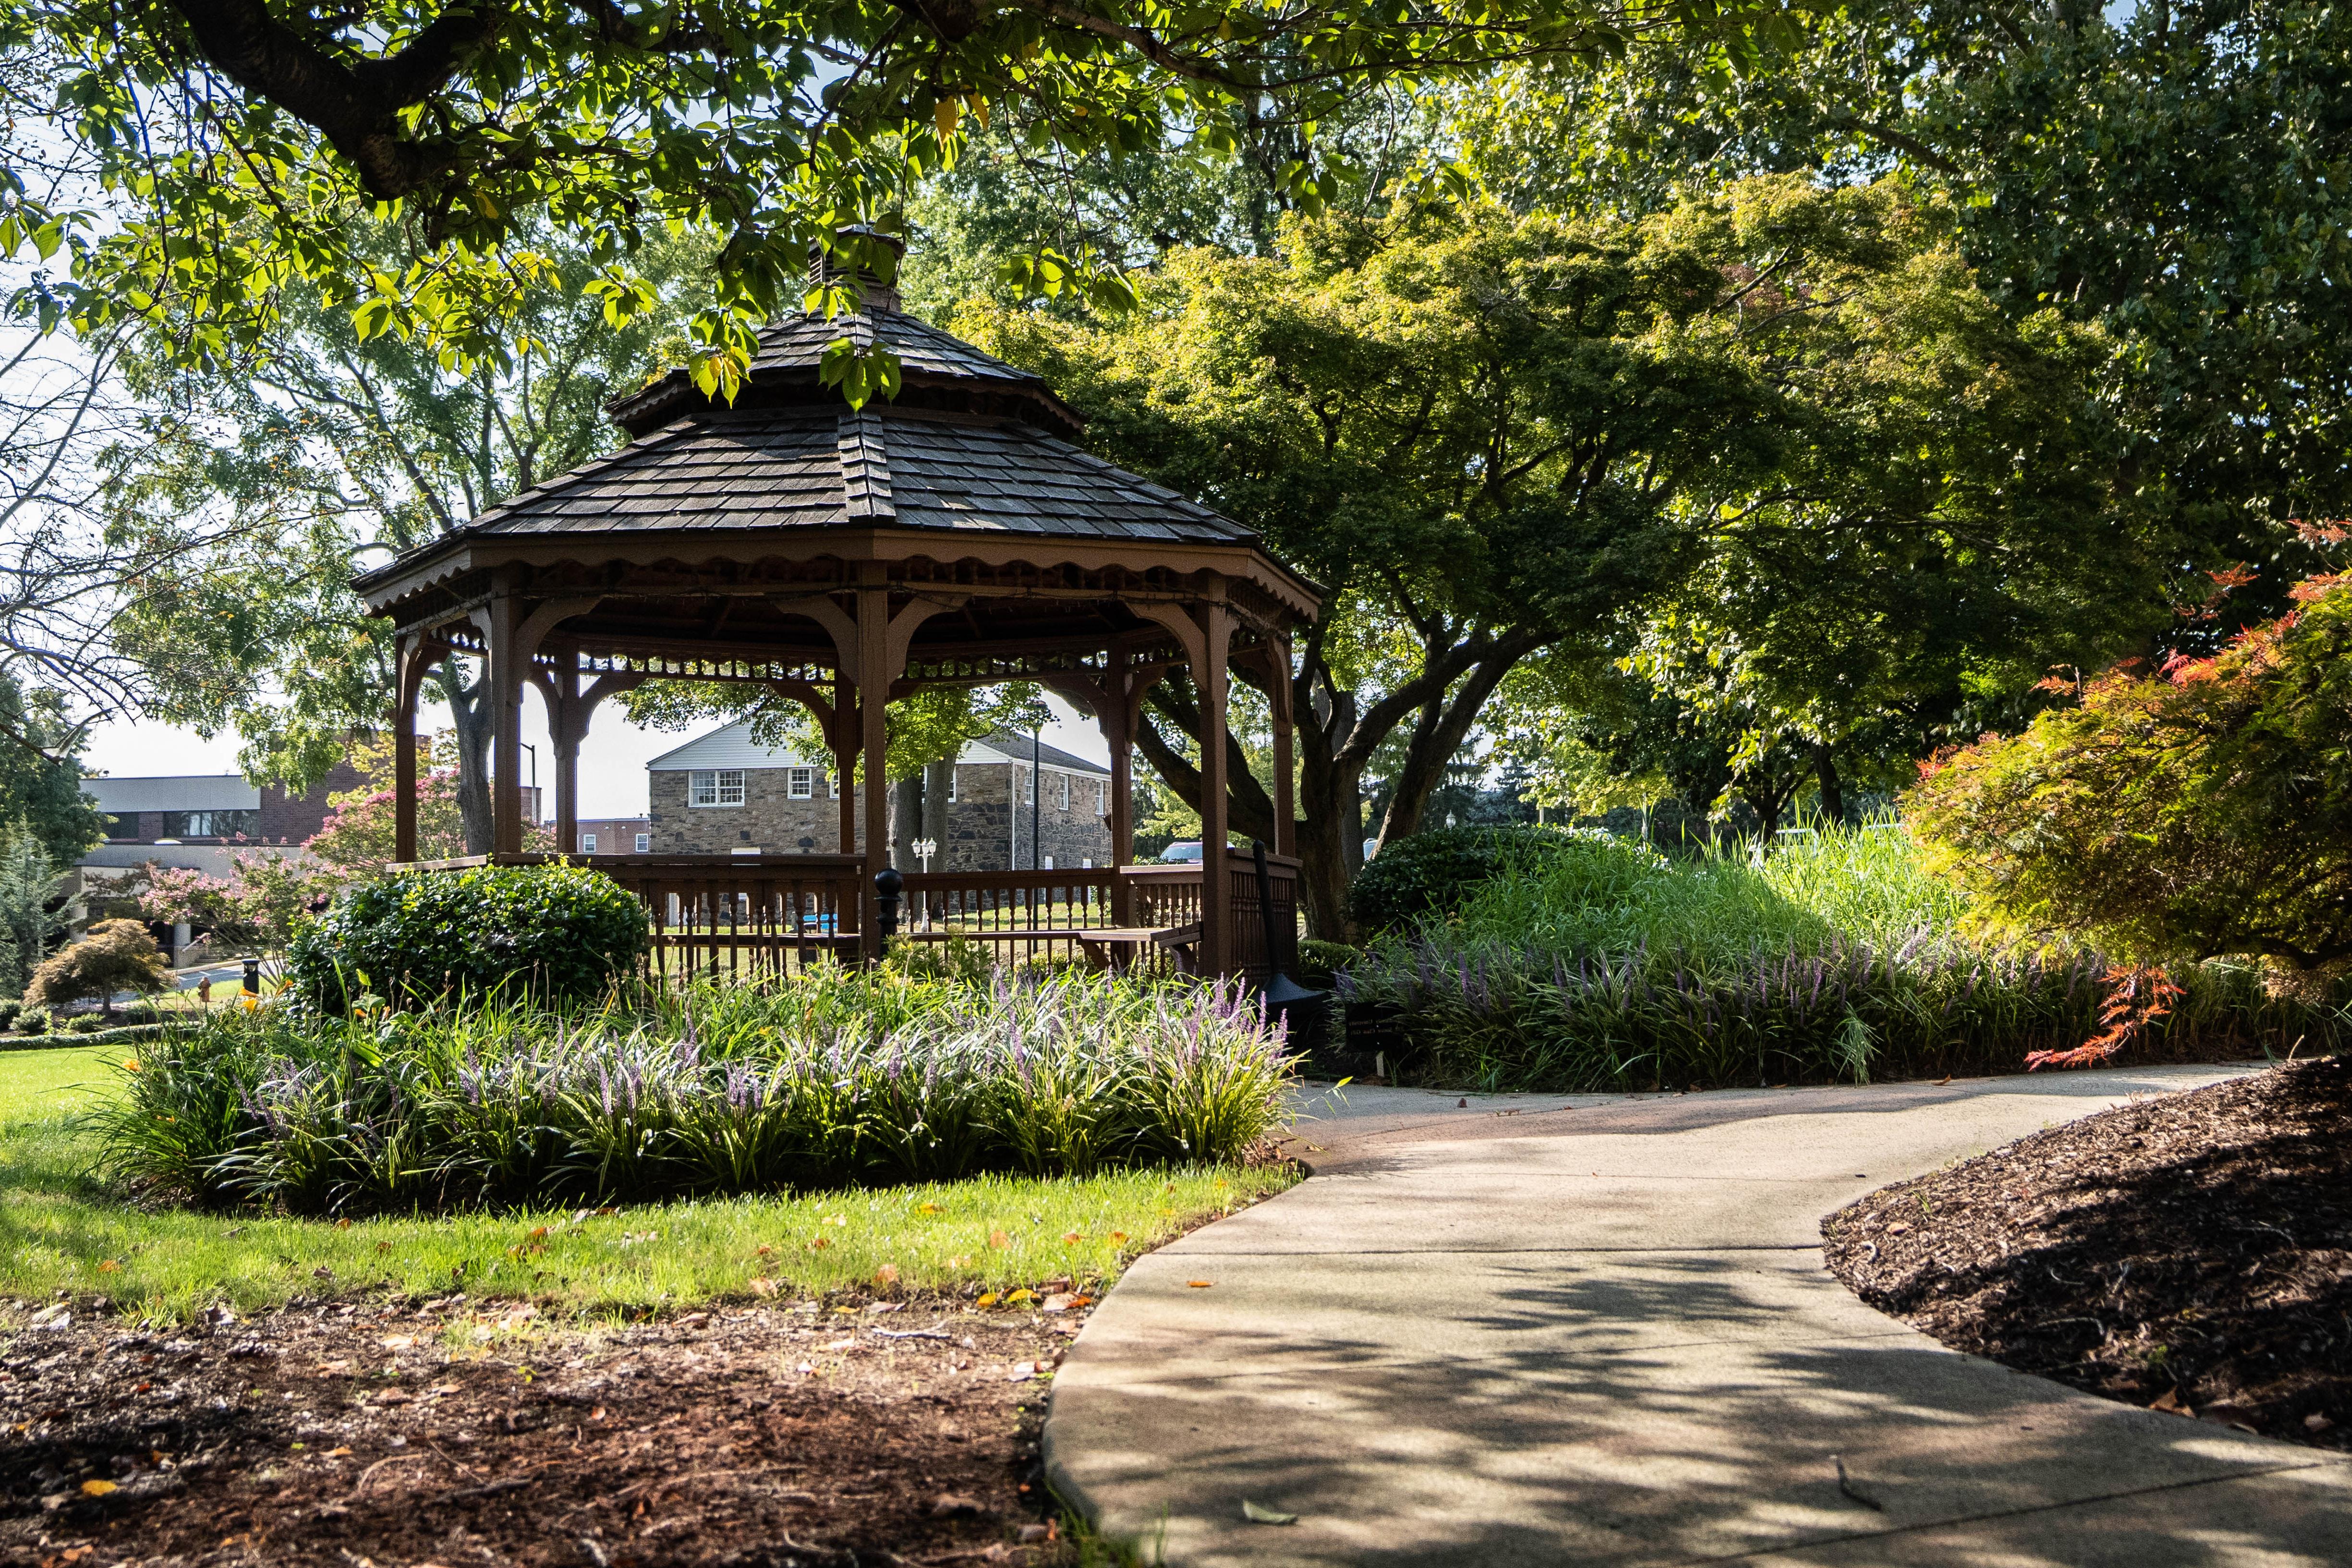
[1057,771,1070,811]
[1095,778,1106,814]
[634,833,651,853]
[828,770,840,799]
[1023,765,1034,805]
[787,766,814,800]
[689,769,745,807]
[580,833,597,854]
[1043,854,1055,871]
[947,769,958,802]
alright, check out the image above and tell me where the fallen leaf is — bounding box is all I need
[2150,1387,2190,1415]
[81,1480,119,1498]
[96,1259,119,1274]
[326,1446,352,1458]
[1005,1288,1035,1304]
[750,1277,780,1298]
[1242,1500,1297,1525]
[807,1236,831,1251]
[976,1292,1000,1308]
[1187,1281,1214,1289]
[335,1217,352,1230]
[873,1264,900,1285]
[376,1241,393,1254]
[1061,1231,1083,1245]
[380,1335,417,1350]
[590,1407,606,1422]
[755,1244,774,1257]
[988,1229,1010,1249]
[528,1226,548,1240]
[1109,1231,1128,1243]
[919,1203,943,1214]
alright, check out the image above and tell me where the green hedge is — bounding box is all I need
[290,862,650,1012]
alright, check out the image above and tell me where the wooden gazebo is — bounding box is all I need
[353,236,1319,979]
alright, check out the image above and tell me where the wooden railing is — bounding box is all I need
[392,849,1304,984]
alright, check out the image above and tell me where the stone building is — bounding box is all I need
[646,721,1111,871]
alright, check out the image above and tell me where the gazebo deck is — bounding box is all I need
[396,852,1304,986]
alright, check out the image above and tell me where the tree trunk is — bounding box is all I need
[1293,684,1367,941]
[921,759,952,869]
[1811,741,1845,827]
[437,656,494,855]
[891,775,923,868]
[1372,657,1518,847]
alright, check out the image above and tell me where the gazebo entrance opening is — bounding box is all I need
[356,235,1319,982]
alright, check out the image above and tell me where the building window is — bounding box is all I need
[1043,854,1055,871]
[1081,857,1093,869]
[1096,778,1106,814]
[1022,766,1034,805]
[947,769,958,802]
[634,833,651,853]
[1057,772,1070,811]
[580,833,597,854]
[162,809,260,839]
[828,771,839,799]
[690,769,745,807]
[787,766,814,800]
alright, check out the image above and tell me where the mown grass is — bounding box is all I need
[0,1043,1295,1323]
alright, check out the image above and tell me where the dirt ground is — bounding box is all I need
[0,1289,1101,1568]
[1824,1055,2352,1448]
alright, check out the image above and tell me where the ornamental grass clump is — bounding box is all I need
[95,969,1296,1216]
[1342,823,2338,1092]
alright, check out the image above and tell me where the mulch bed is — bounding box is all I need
[0,1290,1096,1567]
[1824,1055,2352,1448]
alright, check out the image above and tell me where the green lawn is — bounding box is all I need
[0,1043,1295,1322]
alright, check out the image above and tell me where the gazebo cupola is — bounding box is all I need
[353,232,1319,975]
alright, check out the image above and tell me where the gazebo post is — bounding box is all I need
[393,633,426,864]
[834,683,858,855]
[482,587,525,856]
[856,576,892,963]
[551,649,582,855]
[1194,596,1235,977]
[1105,656,1140,925]
[1267,636,1297,858]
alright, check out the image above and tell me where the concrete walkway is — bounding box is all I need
[1045,1066,2352,1566]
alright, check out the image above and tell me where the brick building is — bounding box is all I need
[571,816,652,855]
[87,761,376,849]
[646,722,1111,871]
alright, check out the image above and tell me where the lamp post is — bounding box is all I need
[912,837,938,931]
[520,741,539,828]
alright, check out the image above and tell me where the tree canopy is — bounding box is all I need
[0,0,1795,395]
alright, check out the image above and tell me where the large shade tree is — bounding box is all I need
[959,176,2119,932]
[1,0,1798,392]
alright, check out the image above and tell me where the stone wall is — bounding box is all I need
[650,768,867,854]
[650,760,1112,870]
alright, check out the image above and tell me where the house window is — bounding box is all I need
[1022,766,1034,805]
[828,771,839,799]
[1081,857,1093,869]
[1057,772,1070,811]
[689,769,744,807]
[788,766,814,800]
[947,769,958,802]
[1096,778,1106,814]
[580,833,597,854]
[1043,854,1055,871]
[634,833,651,853]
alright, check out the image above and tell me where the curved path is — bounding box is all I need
[1046,1066,2352,1566]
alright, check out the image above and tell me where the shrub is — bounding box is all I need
[289,862,651,1012]
[1297,939,1360,989]
[95,971,1298,1214]
[0,999,21,1031]
[65,1013,107,1034]
[1908,572,2352,990]
[15,1007,46,1035]
[1340,823,2336,1092]
[25,919,172,1015]
[1348,825,1656,935]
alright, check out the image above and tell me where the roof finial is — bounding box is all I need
[809,226,906,315]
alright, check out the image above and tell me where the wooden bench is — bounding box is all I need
[1070,924,1201,974]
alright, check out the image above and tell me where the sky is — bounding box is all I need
[77,691,1112,821]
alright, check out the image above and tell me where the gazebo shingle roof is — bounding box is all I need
[445,406,1251,546]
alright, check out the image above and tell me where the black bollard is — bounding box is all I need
[242,958,262,996]
[875,867,904,941]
